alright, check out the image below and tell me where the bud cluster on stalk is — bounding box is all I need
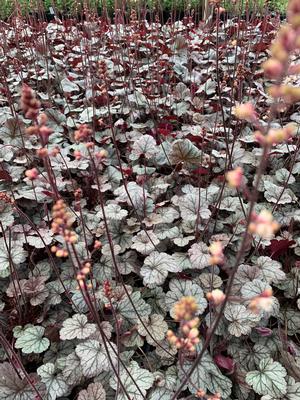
[234,1,300,147]
[196,387,221,400]
[50,199,77,258]
[76,262,92,290]
[248,209,280,239]
[167,296,200,354]
[0,192,14,204]
[73,123,108,162]
[21,84,41,120]
[209,241,224,265]
[26,112,53,146]
[249,288,274,313]
[74,124,93,142]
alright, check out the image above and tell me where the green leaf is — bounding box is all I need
[117,291,151,323]
[264,181,296,204]
[224,304,260,337]
[256,256,285,284]
[75,340,116,378]
[198,78,217,95]
[0,239,27,275]
[180,350,232,398]
[103,204,128,220]
[114,182,148,210]
[261,376,300,400]
[141,252,181,288]
[198,273,223,293]
[275,168,295,185]
[154,224,180,240]
[148,388,174,400]
[61,77,80,92]
[0,362,35,400]
[78,382,106,400]
[188,242,211,269]
[246,358,287,397]
[177,193,211,222]
[172,101,189,117]
[284,377,300,400]
[60,314,96,340]
[169,139,202,167]
[131,231,160,255]
[26,228,53,249]
[109,361,154,400]
[279,308,300,335]
[15,326,50,354]
[0,202,14,229]
[62,352,84,386]
[37,362,69,400]
[137,314,168,345]
[130,134,158,160]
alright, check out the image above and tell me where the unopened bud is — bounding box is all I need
[25,168,39,180]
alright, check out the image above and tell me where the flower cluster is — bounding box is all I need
[73,124,108,162]
[249,288,274,313]
[93,240,102,250]
[233,102,257,122]
[76,262,92,290]
[74,124,92,142]
[0,192,14,204]
[167,297,200,353]
[26,112,53,147]
[21,84,40,120]
[196,389,221,400]
[254,123,296,146]
[102,280,114,308]
[226,166,244,188]
[50,199,77,257]
[25,168,39,180]
[103,280,113,299]
[263,0,300,103]
[207,289,226,306]
[209,241,224,265]
[248,209,280,239]
[173,296,198,321]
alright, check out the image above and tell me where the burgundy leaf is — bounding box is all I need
[255,327,273,337]
[214,354,235,372]
[267,239,295,259]
[0,169,12,182]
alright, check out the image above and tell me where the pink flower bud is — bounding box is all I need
[278,26,296,52]
[25,168,39,180]
[39,126,53,145]
[262,58,284,79]
[207,289,226,305]
[288,0,300,28]
[226,166,244,188]
[209,242,224,265]
[234,102,257,122]
[188,328,199,340]
[248,210,280,239]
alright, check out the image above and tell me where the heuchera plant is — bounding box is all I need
[0,1,300,399]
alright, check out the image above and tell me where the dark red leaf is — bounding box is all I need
[42,190,56,198]
[192,167,209,175]
[267,239,295,259]
[0,170,12,182]
[255,327,273,337]
[214,354,235,372]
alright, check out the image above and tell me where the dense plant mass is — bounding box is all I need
[0,0,290,19]
[0,0,300,399]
